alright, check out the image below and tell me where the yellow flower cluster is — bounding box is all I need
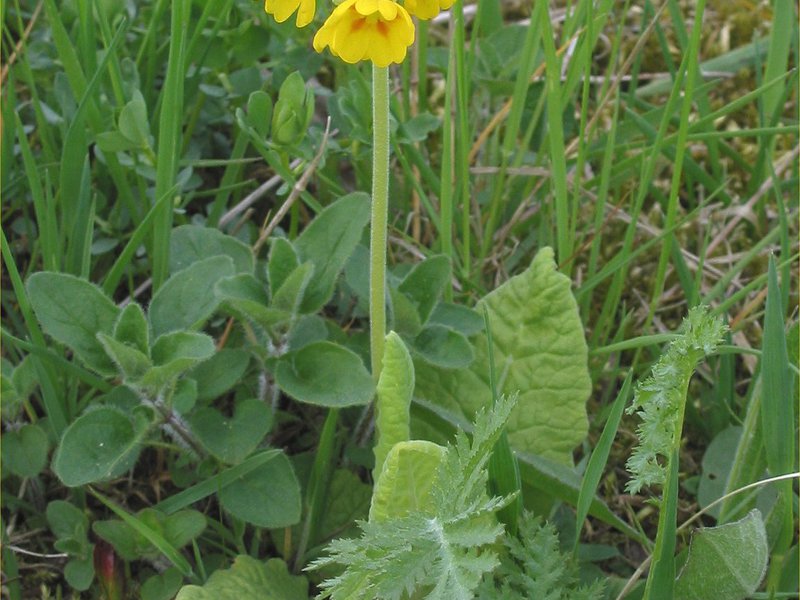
[264,0,453,66]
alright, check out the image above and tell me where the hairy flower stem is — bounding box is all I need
[369,65,390,381]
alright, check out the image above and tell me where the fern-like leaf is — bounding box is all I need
[308,394,519,600]
[625,305,727,494]
[476,513,605,600]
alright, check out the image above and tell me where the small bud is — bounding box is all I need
[271,72,314,147]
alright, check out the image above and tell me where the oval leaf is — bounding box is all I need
[27,272,120,375]
[218,452,301,527]
[412,324,475,369]
[53,407,142,486]
[675,509,768,600]
[2,424,49,477]
[170,225,254,276]
[189,398,272,464]
[176,556,307,600]
[275,341,374,407]
[149,256,235,337]
[294,192,370,313]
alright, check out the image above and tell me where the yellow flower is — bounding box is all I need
[313,0,415,67]
[264,0,315,28]
[403,0,454,20]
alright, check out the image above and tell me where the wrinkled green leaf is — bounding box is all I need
[176,556,307,600]
[53,407,144,486]
[218,452,301,527]
[369,440,446,522]
[149,256,235,337]
[294,193,370,313]
[27,272,120,375]
[675,510,768,600]
[275,341,373,407]
[373,332,414,481]
[414,248,590,463]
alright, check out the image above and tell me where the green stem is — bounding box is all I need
[370,65,390,380]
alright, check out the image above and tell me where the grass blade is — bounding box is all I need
[573,371,632,554]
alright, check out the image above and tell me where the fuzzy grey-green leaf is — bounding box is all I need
[27,272,120,375]
[674,509,768,600]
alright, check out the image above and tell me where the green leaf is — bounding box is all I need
[294,193,370,313]
[245,90,273,139]
[674,510,768,600]
[697,426,742,520]
[398,255,451,324]
[92,507,204,571]
[53,407,144,486]
[414,248,591,463]
[138,331,216,391]
[170,225,254,276]
[118,90,151,148]
[398,112,440,143]
[373,332,414,481]
[275,341,374,407]
[218,452,301,527]
[268,237,300,296]
[412,325,474,369]
[114,303,150,355]
[188,348,250,402]
[27,272,120,375]
[428,302,484,337]
[149,256,236,337]
[271,262,314,314]
[319,469,372,539]
[189,398,272,464]
[97,333,152,380]
[2,423,49,477]
[47,499,89,542]
[141,568,183,600]
[271,71,314,146]
[388,287,422,337]
[95,130,140,152]
[369,440,446,522]
[216,274,290,330]
[64,557,95,591]
[176,556,307,600]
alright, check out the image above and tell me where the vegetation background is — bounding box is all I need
[1,0,797,597]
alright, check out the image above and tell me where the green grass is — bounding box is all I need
[1,0,797,597]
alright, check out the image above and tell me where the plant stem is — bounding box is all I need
[370,65,390,380]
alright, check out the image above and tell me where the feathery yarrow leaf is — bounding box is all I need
[625,306,726,494]
[476,513,605,599]
[308,394,519,599]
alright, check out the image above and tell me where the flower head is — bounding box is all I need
[264,0,315,28]
[313,0,415,67]
[403,0,453,20]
